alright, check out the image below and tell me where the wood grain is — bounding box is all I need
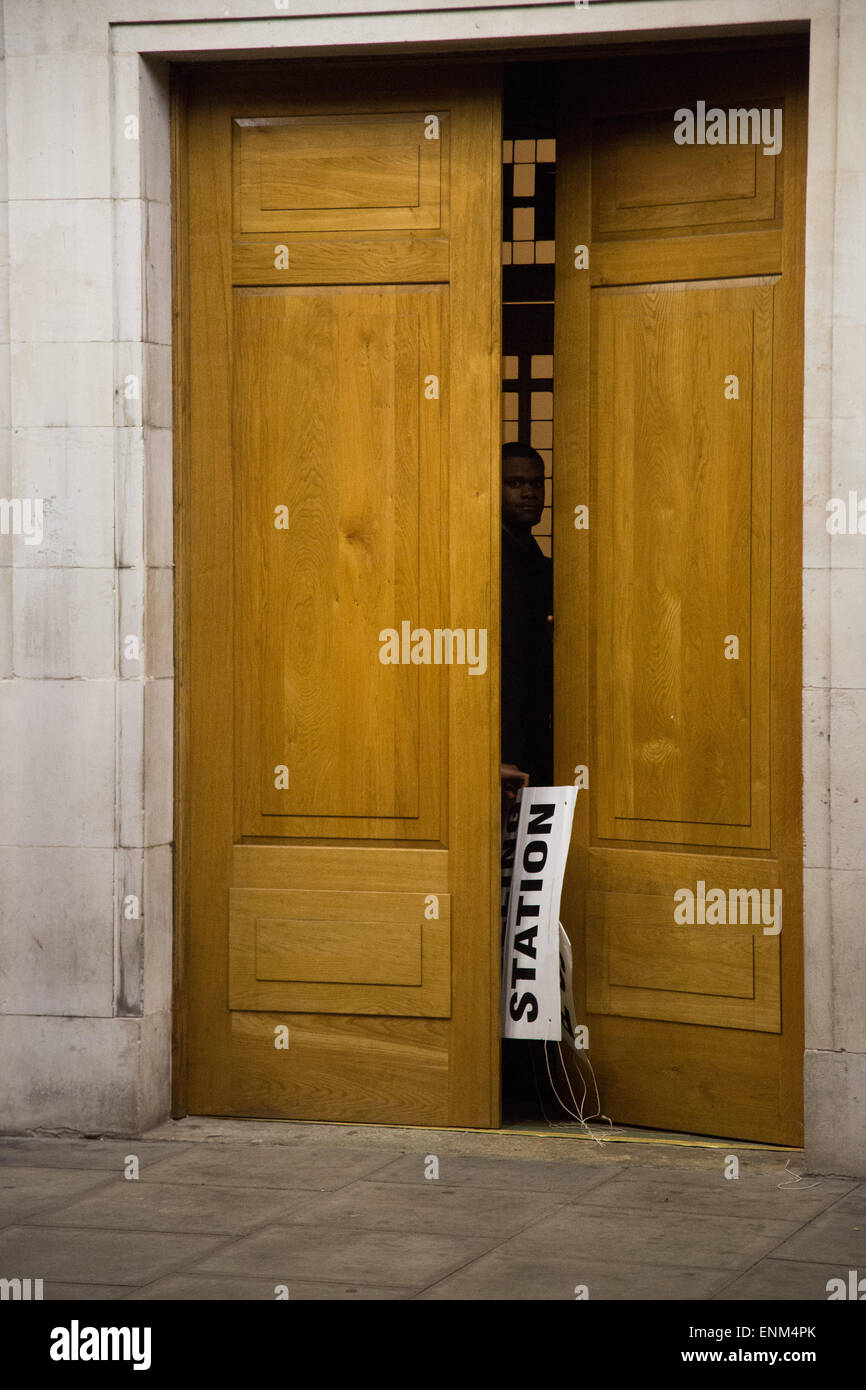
[177,62,500,1126]
[554,47,806,1143]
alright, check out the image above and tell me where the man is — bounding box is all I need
[500,441,554,1118]
[500,442,553,803]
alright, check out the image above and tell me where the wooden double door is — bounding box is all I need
[176,46,806,1142]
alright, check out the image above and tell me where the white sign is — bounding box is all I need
[501,787,576,1040]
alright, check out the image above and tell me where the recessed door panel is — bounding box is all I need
[593,108,779,237]
[594,280,773,848]
[234,285,445,837]
[234,112,444,234]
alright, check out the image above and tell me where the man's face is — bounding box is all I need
[502,454,545,531]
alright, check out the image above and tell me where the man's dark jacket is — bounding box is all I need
[501,527,553,786]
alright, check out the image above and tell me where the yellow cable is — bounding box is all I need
[231,1114,799,1153]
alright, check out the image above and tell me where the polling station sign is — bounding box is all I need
[501,787,576,1040]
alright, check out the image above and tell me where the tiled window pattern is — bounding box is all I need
[501,135,556,559]
[502,351,554,557]
[502,138,556,265]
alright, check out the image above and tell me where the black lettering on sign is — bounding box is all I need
[528,804,555,835]
[523,842,548,874]
[514,896,540,923]
[514,926,538,959]
[511,960,535,987]
[501,814,520,937]
[510,991,539,1022]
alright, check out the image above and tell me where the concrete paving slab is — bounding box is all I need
[24,1180,319,1235]
[0,1127,857,1302]
[193,1222,496,1289]
[714,1257,850,1300]
[370,1152,626,1195]
[282,1179,571,1238]
[125,1273,412,1300]
[416,1251,732,1300]
[769,1209,866,1266]
[42,1282,137,1300]
[135,1143,403,1192]
[0,1165,115,1226]
[0,1138,194,1171]
[575,1164,856,1220]
[492,1204,802,1271]
[826,1184,866,1216]
[0,1223,226,1286]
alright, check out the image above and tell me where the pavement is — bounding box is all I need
[0,1116,863,1300]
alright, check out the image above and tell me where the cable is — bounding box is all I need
[543,1040,594,1135]
[776,1156,821,1191]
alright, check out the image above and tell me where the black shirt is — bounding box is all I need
[501,528,553,786]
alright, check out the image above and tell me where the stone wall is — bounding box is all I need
[0,0,863,1176]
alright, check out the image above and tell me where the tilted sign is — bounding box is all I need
[501,787,576,1041]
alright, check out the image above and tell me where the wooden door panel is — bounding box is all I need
[555,48,805,1143]
[179,65,501,1126]
[593,233,781,289]
[230,1012,450,1125]
[228,887,451,1015]
[586,892,781,1032]
[235,284,444,838]
[234,111,444,234]
[585,1015,786,1141]
[232,238,450,287]
[594,279,773,849]
[231,843,449,892]
[593,109,780,237]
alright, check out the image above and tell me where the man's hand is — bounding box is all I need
[500,762,530,802]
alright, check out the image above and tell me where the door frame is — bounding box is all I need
[170,34,810,1135]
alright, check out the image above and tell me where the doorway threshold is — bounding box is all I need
[155,1117,803,1170]
[499,1119,799,1152]
[192,1113,798,1154]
